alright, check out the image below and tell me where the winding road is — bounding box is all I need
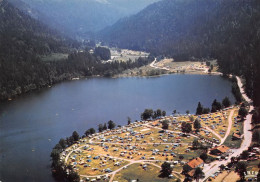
[65,139,185,181]
[203,109,235,145]
[150,59,170,71]
[222,109,235,144]
[201,76,254,181]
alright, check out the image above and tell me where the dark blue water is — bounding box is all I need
[0,74,235,181]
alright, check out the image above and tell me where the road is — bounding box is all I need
[65,143,166,179]
[150,59,213,74]
[150,59,170,71]
[108,159,181,182]
[201,76,254,181]
[65,140,184,181]
[204,126,222,142]
[203,109,235,145]
[221,109,235,144]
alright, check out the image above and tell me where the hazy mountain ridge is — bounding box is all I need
[7,0,71,36]
[99,0,220,53]
[8,0,159,38]
[0,0,75,56]
[0,0,78,99]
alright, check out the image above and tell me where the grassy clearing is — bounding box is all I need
[223,109,243,148]
[41,53,68,61]
[200,110,230,139]
[67,145,129,176]
[65,126,199,177]
[117,58,218,77]
[223,134,241,149]
[64,108,236,180]
[210,171,239,182]
[212,171,229,181]
[110,48,149,63]
[221,171,240,182]
[113,163,179,182]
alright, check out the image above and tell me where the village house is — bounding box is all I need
[184,157,204,179]
[187,157,204,169]
[210,145,230,156]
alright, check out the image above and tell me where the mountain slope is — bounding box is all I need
[0,0,76,56]
[8,0,159,38]
[100,0,221,54]
[0,0,153,100]
[100,0,260,106]
[0,0,77,99]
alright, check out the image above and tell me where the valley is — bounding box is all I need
[0,0,260,182]
[109,48,149,63]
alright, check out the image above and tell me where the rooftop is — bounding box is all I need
[211,145,230,153]
[187,157,204,169]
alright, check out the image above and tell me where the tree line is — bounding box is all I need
[230,76,243,104]
[0,47,153,101]
[50,131,81,182]
[141,108,166,120]
[50,120,117,181]
[94,46,111,60]
[196,97,231,115]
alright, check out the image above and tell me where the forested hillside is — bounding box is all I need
[100,0,219,55]
[0,0,153,101]
[0,0,73,99]
[100,0,260,108]
[8,0,159,38]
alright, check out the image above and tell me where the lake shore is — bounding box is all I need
[54,75,253,182]
[113,59,222,78]
[0,74,236,182]
[2,59,222,103]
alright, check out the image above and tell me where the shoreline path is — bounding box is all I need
[201,76,254,181]
[150,59,170,71]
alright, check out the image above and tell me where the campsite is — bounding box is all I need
[62,107,241,181]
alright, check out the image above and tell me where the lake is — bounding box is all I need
[0,74,235,181]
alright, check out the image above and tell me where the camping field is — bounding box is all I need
[112,163,180,182]
[62,107,241,181]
